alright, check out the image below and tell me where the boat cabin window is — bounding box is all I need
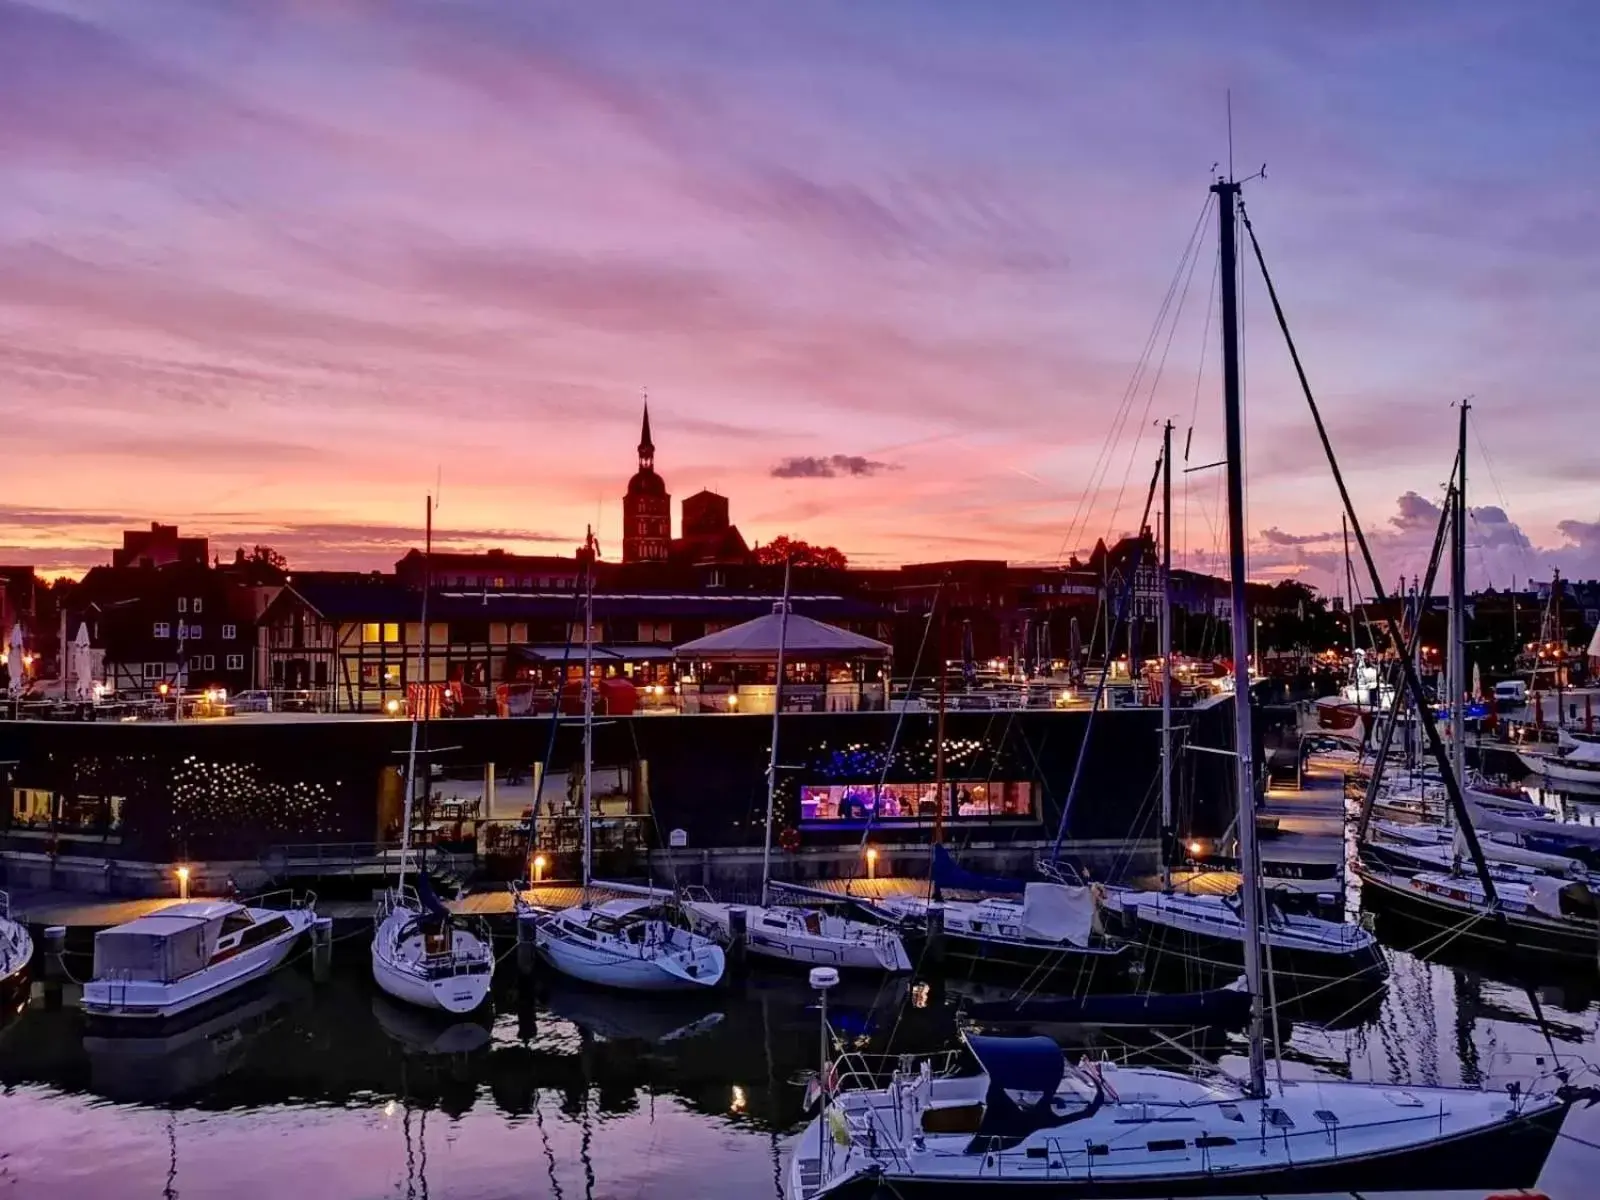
[803,912,822,935]
[220,911,256,937]
[762,916,787,929]
[1195,1135,1236,1148]
[1313,1110,1339,1125]
[1147,1139,1186,1152]
[424,928,451,956]
[1264,1108,1294,1128]
[235,914,292,950]
[562,921,597,941]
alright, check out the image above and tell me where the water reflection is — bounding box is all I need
[0,918,1595,1199]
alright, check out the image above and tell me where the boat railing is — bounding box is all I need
[0,888,10,920]
[240,888,317,913]
[829,1048,965,1095]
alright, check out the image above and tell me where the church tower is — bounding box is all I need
[622,402,671,563]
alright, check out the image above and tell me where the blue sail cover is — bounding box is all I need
[414,872,452,920]
[965,1034,1104,1148]
[932,844,1025,895]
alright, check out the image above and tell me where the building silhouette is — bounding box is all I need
[622,403,670,563]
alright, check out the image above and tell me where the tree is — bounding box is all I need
[754,536,847,570]
[247,545,289,571]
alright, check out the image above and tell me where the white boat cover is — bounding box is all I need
[92,911,225,982]
[1020,882,1095,947]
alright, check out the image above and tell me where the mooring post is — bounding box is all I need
[310,916,333,983]
[726,905,748,975]
[42,925,66,1010]
[517,910,541,976]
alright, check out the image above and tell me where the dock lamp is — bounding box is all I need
[177,864,190,900]
[532,853,547,884]
[866,846,879,879]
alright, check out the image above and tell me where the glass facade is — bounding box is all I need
[798,780,1035,827]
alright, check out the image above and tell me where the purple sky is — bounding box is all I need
[3,0,1598,590]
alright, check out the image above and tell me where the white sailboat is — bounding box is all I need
[0,888,35,1019]
[782,175,1580,1200]
[534,528,727,991]
[684,562,912,974]
[371,497,495,1014]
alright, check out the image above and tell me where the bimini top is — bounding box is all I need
[674,607,890,662]
[965,1033,1103,1148]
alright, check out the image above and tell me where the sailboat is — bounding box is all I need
[1102,427,1385,989]
[371,497,496,1014]
[684,561,912,973]
[1,888,35,1020]
[782,175,1580,1200]
[533,528,727,991]
[1355,407,1600,958]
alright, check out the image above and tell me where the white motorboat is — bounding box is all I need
[784,1032,1576,1200]
[369,500,496,1014]
[680,564,911,975]
[0,888,33,1019]
[537,897,724,990]
[83,894,316,1024]
[371,882,494,1014]
[529,532,727,992]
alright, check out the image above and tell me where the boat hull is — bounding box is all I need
[371,942,492,1014]
[81,920,308,1027]
[1111,905,1388,989]
[537,927,724,991]
[684,902,912,973]
[898,925,1131,989]
[792,1101,1567,1199]
[1357,863,1597,961]
[1,922,33,1023]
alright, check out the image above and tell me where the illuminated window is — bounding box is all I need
[382,664,401,686]
[383,623,400,643]
[799,781,1037,826]
[187,625,202,640]
[11,787,53,827]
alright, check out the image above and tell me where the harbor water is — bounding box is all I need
[2,879,1597,1198]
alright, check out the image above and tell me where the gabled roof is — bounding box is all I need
[674,606,891,660]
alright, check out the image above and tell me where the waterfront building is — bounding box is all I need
[622,403,671,564]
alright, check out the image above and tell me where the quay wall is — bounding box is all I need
[0,703,1238,891]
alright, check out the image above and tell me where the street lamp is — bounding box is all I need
[865,846,879,879]
[532,853,547,884]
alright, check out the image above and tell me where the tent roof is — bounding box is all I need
[673,607,890,661]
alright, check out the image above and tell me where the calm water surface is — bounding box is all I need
[3,886,1598,1200]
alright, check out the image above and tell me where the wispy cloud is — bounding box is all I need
[770,454,900,479]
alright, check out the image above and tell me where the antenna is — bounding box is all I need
[1226,89,1233,181]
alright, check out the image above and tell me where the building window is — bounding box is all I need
[222,624,237,640]
[153,622,170,638]
[186,625,202,640]
[177,597,187,614]
[192,598,203,614]
[382,664,401,686]
[493,577,506,589]
[143,662,163,679]
[11,787,53,829]
[799,781,1037,827]
[202,655,215,669]
[707,569,726,588]
[190,656,203,669]
[226,654,244,670]
[362,622,402,644]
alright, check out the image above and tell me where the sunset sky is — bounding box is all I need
[3,1,1598,591]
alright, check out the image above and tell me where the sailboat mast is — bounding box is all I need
[1342,513,1356,659]
[760,559,793,908]
[397,495,431,895]
[581,527,595,891]
[1450,401,1469,787]
[1159,420,1174,890]
[933,600,947,846]
[1213,176,1267,1099]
